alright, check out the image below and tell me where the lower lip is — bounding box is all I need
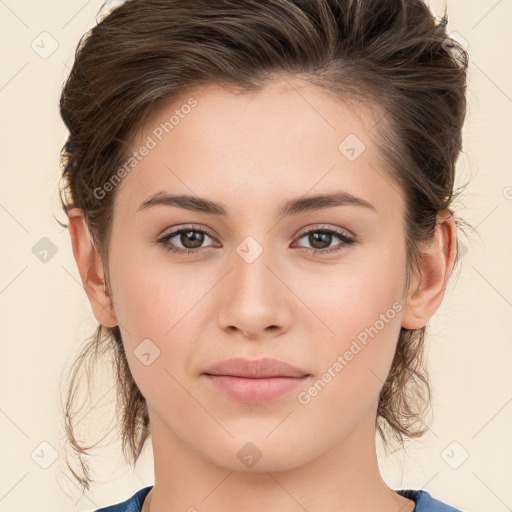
[203,374,309,405]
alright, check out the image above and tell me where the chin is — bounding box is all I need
[201,436,311,473]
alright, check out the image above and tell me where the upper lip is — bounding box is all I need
[202,357,310,378]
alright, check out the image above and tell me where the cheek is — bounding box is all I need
[111,268,164,339]
[109,245,204,339]
[299,244,407,406]
[107,248,215,382]
[301,244,406,343]
[107,258,193,407]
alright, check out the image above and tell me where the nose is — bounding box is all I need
[215,238,293,340]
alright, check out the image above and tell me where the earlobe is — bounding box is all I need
[401,212,457,330]
[67,208,118,328]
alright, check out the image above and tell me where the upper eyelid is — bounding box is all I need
[295,225,352,238]
[162,225,216,240]
[161,224,353,245]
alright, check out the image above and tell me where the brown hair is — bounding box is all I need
[57,0,471,492]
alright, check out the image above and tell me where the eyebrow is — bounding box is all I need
[137,190,376,216]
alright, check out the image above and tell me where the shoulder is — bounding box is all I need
[92,485,153,512]
[397,489,464,512]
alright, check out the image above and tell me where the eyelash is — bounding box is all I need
[158,224,356,256]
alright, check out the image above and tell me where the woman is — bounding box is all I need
[58,0,469,510]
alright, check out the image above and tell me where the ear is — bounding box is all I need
[67,208,118,328]
[401,211,457,330]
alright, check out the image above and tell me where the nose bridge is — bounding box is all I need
[231,233,276,302]
[216,232,290,337]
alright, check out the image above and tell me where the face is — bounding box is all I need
[105,78,410,471]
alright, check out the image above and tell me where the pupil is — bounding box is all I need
[182,231,203,248]
[310,232,331,249]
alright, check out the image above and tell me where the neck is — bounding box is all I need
[143,402,415,512]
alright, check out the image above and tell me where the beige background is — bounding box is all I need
[1,1,511,511]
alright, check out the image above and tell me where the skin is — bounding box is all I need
[68,77,457,512]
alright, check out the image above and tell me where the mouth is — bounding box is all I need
[202,374,310,405]
[201,357,311,405]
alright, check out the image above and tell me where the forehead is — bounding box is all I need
[113,78,403,219]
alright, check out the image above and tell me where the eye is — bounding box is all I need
[158,225,219,255]
[158,225,356,256]
[294,226,356,254]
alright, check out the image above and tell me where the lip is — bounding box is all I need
[202,357,309,378]
[201,357,310,405]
